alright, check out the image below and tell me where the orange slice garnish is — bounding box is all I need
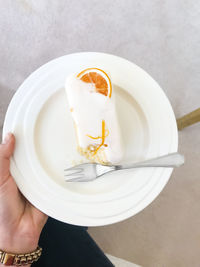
[77,68,112,98]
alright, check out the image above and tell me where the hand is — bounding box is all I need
[0,133,47,266]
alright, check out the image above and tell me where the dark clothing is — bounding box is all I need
[32,217,114,267]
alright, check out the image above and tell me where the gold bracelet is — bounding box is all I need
[0,246,42,266]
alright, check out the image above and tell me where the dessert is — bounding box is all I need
[65,68,123,164]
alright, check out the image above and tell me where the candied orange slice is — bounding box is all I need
[77,68,112,97]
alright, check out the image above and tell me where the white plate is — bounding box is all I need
[3,52,178,226]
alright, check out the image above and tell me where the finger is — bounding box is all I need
[1,133,15,158]
[0,133,15,184]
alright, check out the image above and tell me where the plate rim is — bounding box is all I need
[3,52,178,225]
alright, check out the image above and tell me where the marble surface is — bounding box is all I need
[0,1,200,266]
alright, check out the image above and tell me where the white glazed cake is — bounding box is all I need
[65,68,123,165]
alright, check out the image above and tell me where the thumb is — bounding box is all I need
[0,133,15,186]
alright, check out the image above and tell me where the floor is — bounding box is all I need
[0,1,200,266]
[107,254,141,267]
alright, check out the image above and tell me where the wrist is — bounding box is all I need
[0,246,42,267]
[0,231,39,254]
[0,237,38,267]
[0,264,31,267]
[0,239,38,255]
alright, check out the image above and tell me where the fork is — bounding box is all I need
[64,152,184,182]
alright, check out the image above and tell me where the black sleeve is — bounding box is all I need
[32,217,114,267]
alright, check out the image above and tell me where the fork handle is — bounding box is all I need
[116,153,184,170]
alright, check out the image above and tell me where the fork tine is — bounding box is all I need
[64,169,83,176]
[64,172,83,177]
[64,166,82,171]
[65,175,84,182]
[65,177,89,182]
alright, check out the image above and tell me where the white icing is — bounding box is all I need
[65,74,123,164]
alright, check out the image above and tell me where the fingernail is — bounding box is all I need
[3,133,12,144]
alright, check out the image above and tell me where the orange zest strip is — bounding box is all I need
[77,68,112,98]
[86,135,101,140]
[86,127,109,140]
[93,120,106,156]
